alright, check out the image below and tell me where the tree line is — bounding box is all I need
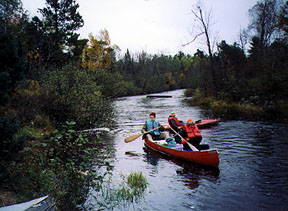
[0,0,287,208]
[1,0,125,208]
[183,0,288,121]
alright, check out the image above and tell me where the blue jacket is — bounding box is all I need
[146,119,160,136]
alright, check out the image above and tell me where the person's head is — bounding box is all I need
[170,112,175,117]
[149,112,156,120]
[187,119,195,127]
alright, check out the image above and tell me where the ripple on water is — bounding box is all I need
[94,89,288,210]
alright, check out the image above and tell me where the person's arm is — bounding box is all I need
[194,125,202,137]
[170,119,178,129]
[158,122,165,131]
[179,129,187,139]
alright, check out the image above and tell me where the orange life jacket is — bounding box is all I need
[183,124,202,139]
[168,116,181,127]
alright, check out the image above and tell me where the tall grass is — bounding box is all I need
[87,171,148,210]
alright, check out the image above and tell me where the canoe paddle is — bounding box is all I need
[168,125,199,151]
[124,126,161,143]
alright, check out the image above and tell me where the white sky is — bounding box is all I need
[22,0,258,56]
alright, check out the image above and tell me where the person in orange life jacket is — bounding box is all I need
[175,119,202,150]
[168,112,184,133]
[141,112,169,141]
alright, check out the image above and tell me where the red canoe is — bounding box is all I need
[196,119,221,129]
[144,138,219,168]
[163,119,220,131]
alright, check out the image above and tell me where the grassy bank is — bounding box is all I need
[184,89,288,123]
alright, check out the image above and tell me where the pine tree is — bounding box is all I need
[39,0,84,65]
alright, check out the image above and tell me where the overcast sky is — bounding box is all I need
[22,0,258,56]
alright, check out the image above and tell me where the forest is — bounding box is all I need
[0,0,287,209]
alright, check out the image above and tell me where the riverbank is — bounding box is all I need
[0,121,111,209]
[184,89,288,123]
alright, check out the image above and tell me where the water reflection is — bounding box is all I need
[143,146,219,190]
[94,89,288,210]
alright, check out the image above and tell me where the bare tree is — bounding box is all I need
[248,0,281,60]
[238,27,249,54]
[184,0,218,91]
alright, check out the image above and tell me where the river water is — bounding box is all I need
[93,89,288,210]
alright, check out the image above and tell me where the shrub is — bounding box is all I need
[184,88,194,97]
[0,115,26,190]
[35,121,112,209]
[0,115,25,162]
[11,80,55,124]
[41,64,114,129]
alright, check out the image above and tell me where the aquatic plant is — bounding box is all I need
[86,171,148,210]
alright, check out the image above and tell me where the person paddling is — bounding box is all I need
[168,112,184,133]
[142,112,169,141]
[175,119,202,150]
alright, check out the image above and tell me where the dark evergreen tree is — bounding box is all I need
[39,0,84,65]
[0,0,26,105]
[123,49,134,75]
[0,0,23,35]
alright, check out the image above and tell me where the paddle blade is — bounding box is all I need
[124,133,142,143]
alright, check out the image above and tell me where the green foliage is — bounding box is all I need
[0,115,25,161]
[41,63,114,129]
[186,89,264,121]
[0,115,26,189]
[1,0,288,207]
[35,121,112,209]
[96,70,140,97]
[38,121,87,208]
[116,52,195,95]
[184,88,194,97]
[81,31,114,71]
[69,38,89,61]
[1,161,48,203]
[89,171,148,210]
[190,53,211,92]
[0,0,24,35]
[0,35,25,105]
[0,0,118,208]
[126,171,148,191]
[0,71,12,105]
[18,122,52,140]
[10,80,55,124]
[115,171,148,204]
[39,0,83,50]
[0,120,114,208]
